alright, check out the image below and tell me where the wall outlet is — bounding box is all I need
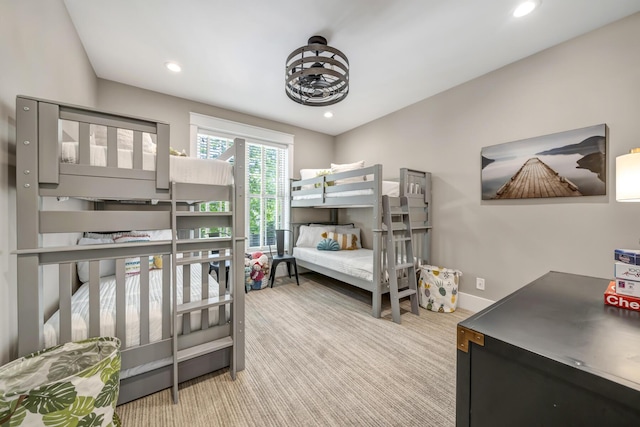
[476,277,485,291]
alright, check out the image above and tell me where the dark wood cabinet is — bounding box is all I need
[456,271,640,427]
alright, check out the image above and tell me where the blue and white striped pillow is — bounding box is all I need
[113,234,158,275]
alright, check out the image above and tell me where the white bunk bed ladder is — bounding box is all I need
[170,182,236,404]
[382,195,419,324]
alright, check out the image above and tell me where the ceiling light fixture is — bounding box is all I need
[165,61,182,72]
[324,111,334,119]
[513,1,540,18]
[285,36,349,107]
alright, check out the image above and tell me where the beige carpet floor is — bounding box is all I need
[116,273,472,426]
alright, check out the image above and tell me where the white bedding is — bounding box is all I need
[60,142,233,186]
[293,247,375,282]
[44,266,221,350]
[293,180,399,200]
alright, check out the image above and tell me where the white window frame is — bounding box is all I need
[189,113,294,252]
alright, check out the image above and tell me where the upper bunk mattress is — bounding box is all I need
[60,142,233,185]
[292,180,399,200]
[293,247,375,282]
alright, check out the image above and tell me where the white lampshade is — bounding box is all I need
[616,149,640,202]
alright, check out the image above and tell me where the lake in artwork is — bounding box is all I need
[481,124,607,200]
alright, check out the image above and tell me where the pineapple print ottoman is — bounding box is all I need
[418,265,462,313]
[0,337,121,426]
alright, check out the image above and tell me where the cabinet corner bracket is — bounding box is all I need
[457,325,485,353]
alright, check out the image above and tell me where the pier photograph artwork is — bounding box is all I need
[481,124,607,200]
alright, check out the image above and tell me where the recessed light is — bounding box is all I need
[324,111,334,119]
[165,62,182,72]
[513,1,540,18]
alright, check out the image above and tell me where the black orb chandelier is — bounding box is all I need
[285,35,349,107]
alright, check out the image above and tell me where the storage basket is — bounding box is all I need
[418,265,462,313]
[0,337,121,426]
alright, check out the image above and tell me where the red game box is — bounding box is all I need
[604,281,640,312]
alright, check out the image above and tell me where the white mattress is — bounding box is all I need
[293,247,375,282]
[44,266,221,350]
[60,142,233,185]
[293,180,399,200]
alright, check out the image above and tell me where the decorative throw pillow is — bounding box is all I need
[83,231,121,240]
[321,232,358,250]
[132,229,173,241]
[296,225,335,248]
[317,238,340,251]
[170,146,187,156]
[314,170,335,188]
[113,234,159,275]
[336,226,363,249]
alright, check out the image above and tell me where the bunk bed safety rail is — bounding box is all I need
[291,164,383,207]
[46,99,167,185]
[17,96,170,201]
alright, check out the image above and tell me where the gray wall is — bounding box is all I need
[0,0,98,365]
[335,13,640,302]
[96,80,334,170]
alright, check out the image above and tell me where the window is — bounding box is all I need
[196,133,234,239]
[191,114,294,252]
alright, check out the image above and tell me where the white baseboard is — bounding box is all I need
[458,292,495,313]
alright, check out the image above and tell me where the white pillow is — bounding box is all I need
[296,225,335,248]
[310,224,336,229]
[299,169,326,190]
[76,237,116,283]
[117,129,157,154]
[334,224,354,230]
[330,160,365,185]
[91,125,156,154]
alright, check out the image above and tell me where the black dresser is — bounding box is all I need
[456,271,640,427]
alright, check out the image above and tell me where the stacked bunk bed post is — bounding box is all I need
[14,96,245,404]
[290,164,431,320]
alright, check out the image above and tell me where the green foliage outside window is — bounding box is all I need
[197,133,286,249]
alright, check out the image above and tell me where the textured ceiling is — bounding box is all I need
[64,0,640,136]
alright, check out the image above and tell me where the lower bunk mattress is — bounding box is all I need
[293,247,375,282]
[43,266,222,378]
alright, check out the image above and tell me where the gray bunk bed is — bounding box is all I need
[14,96,245,404]
[290,165,431,318]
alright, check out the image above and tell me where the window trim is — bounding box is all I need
[190,113,294,148]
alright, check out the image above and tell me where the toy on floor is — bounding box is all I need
[245,252,270,291]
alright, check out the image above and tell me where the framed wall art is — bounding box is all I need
[481,124,607,200]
